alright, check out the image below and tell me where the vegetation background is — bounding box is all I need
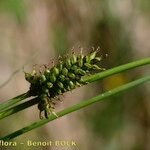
[0,0,149,149]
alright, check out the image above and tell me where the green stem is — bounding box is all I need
[82,57,150,82]
[0,57,150,119]
[0,92,30,112]
[0,98,38,120]
[1,75,149,141]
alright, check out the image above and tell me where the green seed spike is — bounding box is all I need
[71,65,78,71]
[47,82,53,88]
[89,51,97,61]
[42,87,49,94]
[63,88,67,92]
[86,51,97,63]
[68,72,76,79]
[51,111,59,118]
[75,81,81,87]
[57,82,64,89]
[66,58,72,68]
[78,49,84,67]
[62,68,68,76]
[84,63,92,69]
[52,67,59,76]
[39,75,46,84]
[70,53,77,64]
[79,77,84,83]
[32,67,36,75]
[59,74,65,82]
[39,94,47,99]
[94,57,102,62]
[25,48,104,119]
[57,63,63,71]
[49,74,56,83]
[25,72,34,83]
[80,47,84,59]
[69,81,75,89]
[66,85,71,91]
[92,64,105,70]
[56,89,62,95]
[76,69,86,75]
[44,69,50,76]
[85,55,90,63]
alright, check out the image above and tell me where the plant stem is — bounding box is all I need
[0,57,150,119]
[0,98,38,120]
[82,57,150,82]
[0,92,30,112]
[1,75,149,141]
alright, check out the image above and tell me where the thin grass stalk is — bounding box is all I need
[0,92,29,112]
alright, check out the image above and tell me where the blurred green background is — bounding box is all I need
[0,0,149,150]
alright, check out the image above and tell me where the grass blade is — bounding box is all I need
[0,98,38,120]
[0,92,29,112]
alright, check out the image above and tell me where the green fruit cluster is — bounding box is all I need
[25,50,104,119]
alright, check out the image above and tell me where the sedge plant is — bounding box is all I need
[0,48,149,141]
